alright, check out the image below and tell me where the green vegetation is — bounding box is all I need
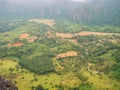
[0,20,120,90]
[19,56,55,74]
[111,64,120,81]
[77,36,97,43]
[113,48,120,62]
[54,21,120,33]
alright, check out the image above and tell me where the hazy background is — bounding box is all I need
[0,0,120,25]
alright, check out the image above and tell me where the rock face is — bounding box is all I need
[0,76,18,90]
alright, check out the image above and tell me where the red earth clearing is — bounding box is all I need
[68,39,78,45]
[75,31,120,36]
[56,51,78,59]
[19,33,30,39]
[56,31,120,39]
[56,32,73,38]
[8,42,23,47]
[27,37,37,43]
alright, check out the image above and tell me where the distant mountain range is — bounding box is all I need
[0,0,120,25]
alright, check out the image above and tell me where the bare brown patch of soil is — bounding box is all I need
[27,37,37,43]
[8,42,23,47]
[56,32,73,38]
[75,31,120,36]
[19,33,37,43]
[45,30,54,38]
[28,19,55,27]
[68,39,78,45]
[19,33,30,39]
[12,43,23,47]
[8,43,12,47]
[56,51,78,59]
[56,31,120,39]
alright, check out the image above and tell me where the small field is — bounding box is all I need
[28,19,55,27]
[19,33,30,39]
[75,31,120,36]
[56,32,73,38]
[56,51,78,59]
[8,42,23,47]
[83,71,120,90]
[56,31,120,39]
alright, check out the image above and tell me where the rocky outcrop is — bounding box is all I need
[0,76,18,90]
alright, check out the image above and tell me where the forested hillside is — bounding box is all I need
[0,0,120,25]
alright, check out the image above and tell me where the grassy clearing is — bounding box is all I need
[0,59,61,90]
[0,59,18,75]
[52,58,63,72]
[14,73,61,90]
[0,58,82,90]
[1,59,119,90]
[83,71,120,90]
[61,72,81,88]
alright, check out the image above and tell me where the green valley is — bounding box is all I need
[0,19,120,90]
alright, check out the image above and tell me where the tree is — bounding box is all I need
[36,85,44,90]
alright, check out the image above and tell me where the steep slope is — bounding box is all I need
[0,0,120,25]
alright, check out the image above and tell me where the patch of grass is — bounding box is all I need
[0,59,61,90]
[14,73,61,90]
[83,71,120,90]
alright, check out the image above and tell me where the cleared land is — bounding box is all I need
[68,39,78,45]
[28,19,55,27]
[19,33,37,43]
[19,33,30,39]
[56,32,73,38]
[75,31,120,36]
[56,31,120,38]
[27,37,37,43]
[8,42,23,47]
[56,51,78,59]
